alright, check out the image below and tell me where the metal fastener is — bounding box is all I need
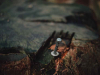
[51,38,62,56]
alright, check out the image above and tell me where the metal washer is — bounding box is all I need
[51,51,59,56]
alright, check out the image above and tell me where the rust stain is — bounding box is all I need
[49,40,80,75]
[49,40,70,74]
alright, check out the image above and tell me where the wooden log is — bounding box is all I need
[0,47,30,75]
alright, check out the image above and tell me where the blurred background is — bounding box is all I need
[0,0,100,34]
[44,0,100,34]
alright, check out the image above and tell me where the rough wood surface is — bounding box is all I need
[0,56,30,75]
[0,0,100,75]
[55,39,100,75]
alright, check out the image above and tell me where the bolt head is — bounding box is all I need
[57,38,62,42]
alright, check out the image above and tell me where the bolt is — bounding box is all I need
[51,38,62,56]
